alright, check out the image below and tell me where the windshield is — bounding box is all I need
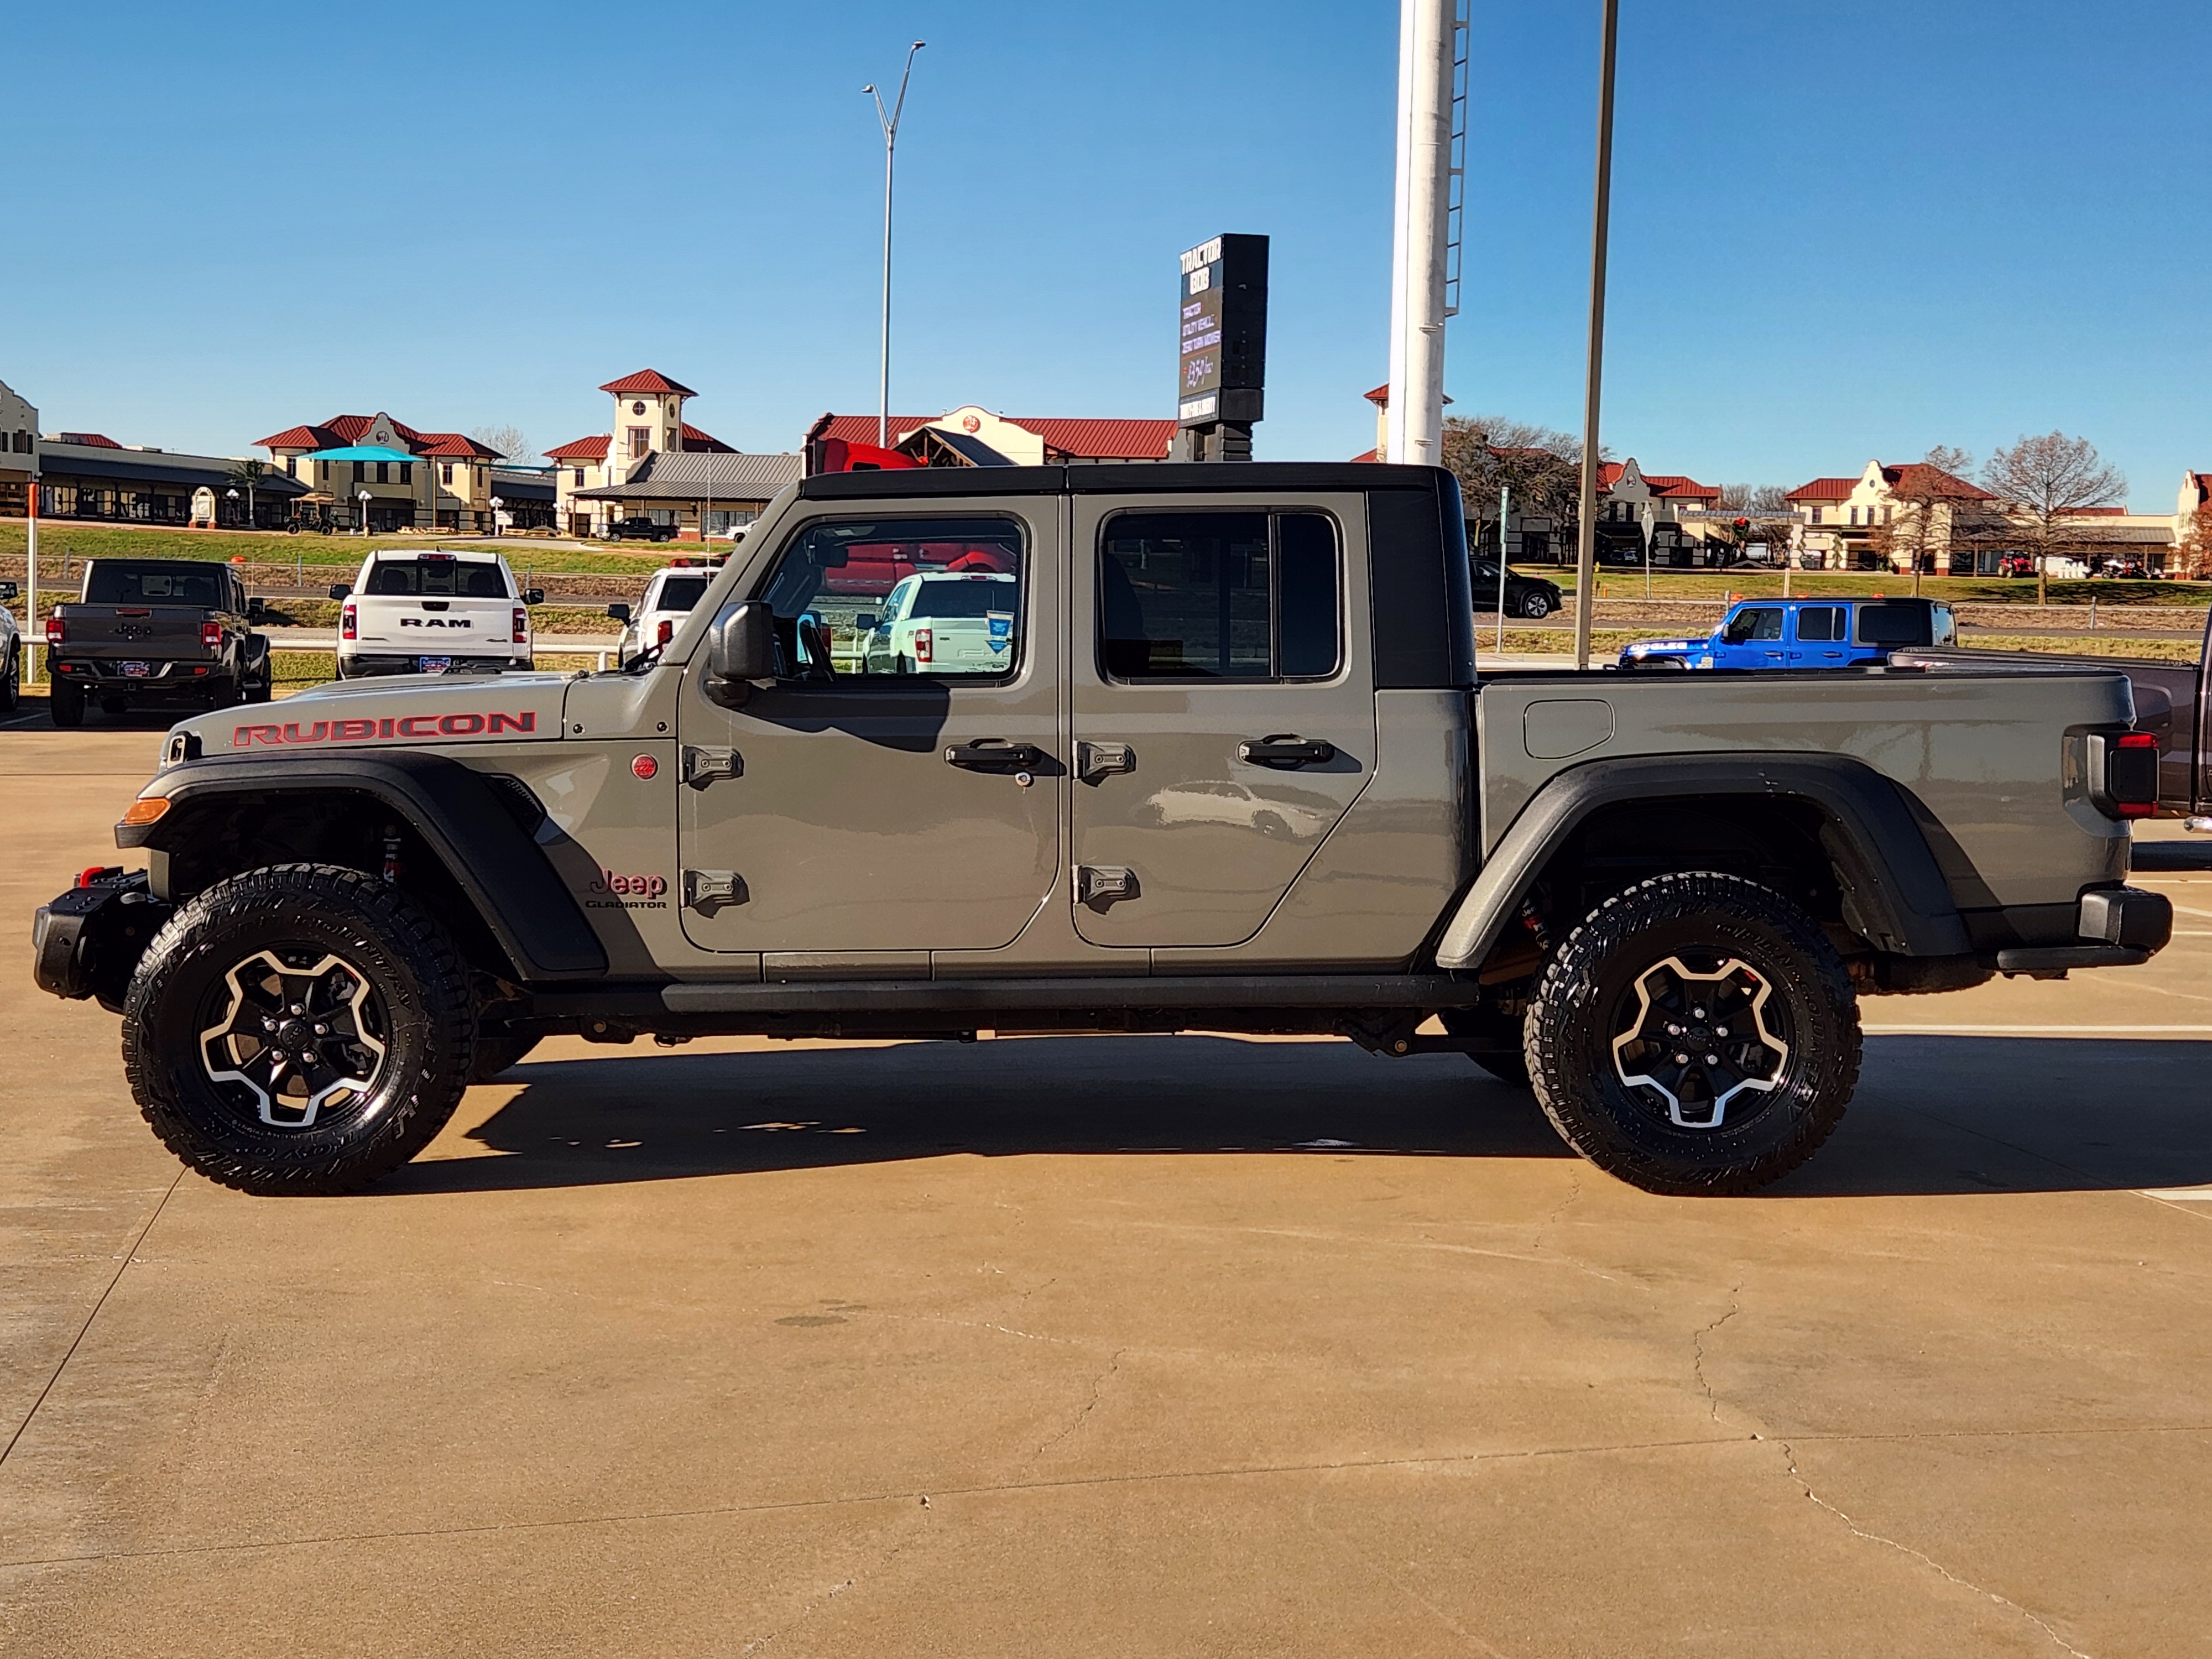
[907,577,1015,619]
[364,559,509,599]
[652,575,712,614]
[85,564,227,606]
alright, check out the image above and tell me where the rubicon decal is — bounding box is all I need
[585,868,669,910]
[231,712,536,747]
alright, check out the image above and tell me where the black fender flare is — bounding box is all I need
[120,750,607,979]
[1433,753,1973,969]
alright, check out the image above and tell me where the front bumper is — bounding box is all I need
[32,869,174,1011]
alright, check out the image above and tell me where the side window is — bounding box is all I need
[1098,509,1340,681]
[1797,606,1844,642]
[1931,605,1956,646]
[755,517,1025,681]
[1855,603,1928,647]
[1721,607,1783,644]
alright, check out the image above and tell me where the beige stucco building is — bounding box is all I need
[257,411,506,533]
[547,371,748,537]
[0,378,37,520]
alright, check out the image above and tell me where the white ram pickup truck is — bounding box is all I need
[857,570,1018,674]
[329,550,543,678]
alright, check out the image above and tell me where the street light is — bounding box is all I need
[864,40,925,450]
[490,494,504,539]
[356,488,372,536]
[225,487,239,531]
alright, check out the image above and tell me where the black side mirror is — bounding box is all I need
[246,597,267,621]
[605,602,631,624]
[523,588,545,606]
[854,613,878,632]
[705,602,776,706]
[327,583,351,601]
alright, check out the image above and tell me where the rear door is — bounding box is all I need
[1066,492,1374,948]
[1788,603,1849,666]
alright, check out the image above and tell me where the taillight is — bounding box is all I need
[513,606,529,644]
[2089,729,2161,819]
[200,620,222,651]
[656,619,673,649]
[44,616,62,644]
[341,603,357,640]
[915,627,933,664]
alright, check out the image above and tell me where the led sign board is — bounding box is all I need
[1176,233,1268,428]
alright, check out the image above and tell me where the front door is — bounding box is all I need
[676,504,1060,954]
[1067,494,1375,948]
[1714,604,1786,669]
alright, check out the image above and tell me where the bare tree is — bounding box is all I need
[1982,432,2125,603]
[2176,502,2212,582]
[1874,446,1988,593]
[1443,415,1585,564]
[470,424,534,466]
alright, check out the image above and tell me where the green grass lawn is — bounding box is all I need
[1546,567,2211,607]
[0,523,686,577]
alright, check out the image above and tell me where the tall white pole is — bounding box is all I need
[24,463,38,685]
[1385,0,1455,466]
[868,42,925,452]
[1572,0,1620,670]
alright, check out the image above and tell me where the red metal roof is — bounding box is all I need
[414,431,503,460]
[55,432,122,448]
[545,434,611,461]
[811,413,1173,461]
[600,370,698,397]
[1879,463,1995,501]
[257,424,343,451]
[678,422,735,454]
[1787,477,1859,502]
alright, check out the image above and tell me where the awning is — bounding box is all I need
[305,445,420,464]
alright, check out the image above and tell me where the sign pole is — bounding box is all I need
[1495,484,1509,651]
[24,464,38,685]
[1573,0,1620,671]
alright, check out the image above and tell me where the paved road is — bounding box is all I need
[3,727,2210,1656]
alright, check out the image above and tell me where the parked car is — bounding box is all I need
[606,518,678,543]
[0,580,20,713]
[32,462,2171,1203]
[856,571,1020,674]
[1472,557,1563,619]
[608,564,717,664]
[43,560,270,726]
[1619,596,1956,670]
[327,549,543,678]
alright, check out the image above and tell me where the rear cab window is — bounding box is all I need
[364,558,511,599]
[651,575,713,614]
[85,565,227,606]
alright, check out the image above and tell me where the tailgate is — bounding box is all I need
[58,606,216,661]
[352,597,515,654]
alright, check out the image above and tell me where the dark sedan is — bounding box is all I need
[1471,557,1563,620]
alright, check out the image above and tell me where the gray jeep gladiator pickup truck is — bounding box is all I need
[32,463,2173,1198]
[45,559,273,726]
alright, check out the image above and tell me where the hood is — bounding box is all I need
[167,672,572,761]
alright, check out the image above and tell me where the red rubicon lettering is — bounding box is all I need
[225,711,541,747]
[380,718,395,737]
[232,724,283,747]
[282,722,328,743]
[438,713,485,735]
[488,711,535,734]
[397,716,441,737]
[332,719,375,741]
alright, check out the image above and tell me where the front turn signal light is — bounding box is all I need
[119,797,171,827]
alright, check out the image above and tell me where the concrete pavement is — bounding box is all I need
[2,726,2210,1656]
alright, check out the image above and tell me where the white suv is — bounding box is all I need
[608,564,716,666]
[330,550,541,678]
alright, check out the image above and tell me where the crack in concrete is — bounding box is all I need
[1776,1438,2093,1659]
[738,1509,933,1656]
[1301,1478,1516,1659]
[1689,1287,1742,1426]
[1035,1349,1125,1458]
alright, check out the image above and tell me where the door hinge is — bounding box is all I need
[1074,740,1135,784]
[1073,865,1139,909]
[684,869,748,913]
[682,745,743,787]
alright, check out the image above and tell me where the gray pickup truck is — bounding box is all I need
[32,463,2172,1198]
[45,559,273,726]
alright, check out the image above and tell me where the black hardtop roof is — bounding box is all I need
[1735,594,1942,609]
[797,461,1448,501]
[81,557,241,574]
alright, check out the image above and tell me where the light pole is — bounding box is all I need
[1639,501,1655,599]
[490,494,504,539]
[865,40,925,450]
[225,487,239,531]
[356,488,371,536]
[1572,0,1620,670]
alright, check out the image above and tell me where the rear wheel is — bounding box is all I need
[0,640,18,712]
[123,864,475,1195]
[1525,872,1859,1195]
[1519,591,1554,619]
[50,679,84,727]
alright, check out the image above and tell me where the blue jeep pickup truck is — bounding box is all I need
[1619,595,1957,670]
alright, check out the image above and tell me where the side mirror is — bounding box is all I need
[605,602,632,624]
[246,597,267,621]
[523,588,545,606]
[327,583,351,601]
[854,613,878,632]
[0,581,17,602]
[705,602,776,706]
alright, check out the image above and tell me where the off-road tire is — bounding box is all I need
[49,677,84,727]
[0,641,18,712]
[1525,871,1859,1196]
[123,864,474,1196]
[469,1031,542,1082]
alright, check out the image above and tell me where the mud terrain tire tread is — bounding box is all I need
[1524,870,1860,1196]
[123,863,474,1196]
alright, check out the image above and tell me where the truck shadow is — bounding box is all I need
[386,1033,2212,1199]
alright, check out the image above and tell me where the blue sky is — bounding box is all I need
[2,1,2205,505]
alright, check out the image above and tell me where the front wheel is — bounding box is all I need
[1518,591,1554,619]
[123,864,476,1195]
[1525,872,1859,1195]
[0,640,18,712]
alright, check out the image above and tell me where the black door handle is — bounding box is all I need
[944,739,1044,770]
[1238,734,1335,769]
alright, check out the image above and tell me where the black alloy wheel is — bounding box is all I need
[1518,590,1554,619]
[124,864,474,1195]
[1524,871,1859,1195]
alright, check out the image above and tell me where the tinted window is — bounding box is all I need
[653,575,712,614]
[758,516,1025,681]
[1931,605,1957,645]
[364,559,510,598]
[1721,607,1783,644]
[1099,510,1339,681]
[85,565,227,606]
[1796,606,1845,642]
[1855,603,1931,646]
